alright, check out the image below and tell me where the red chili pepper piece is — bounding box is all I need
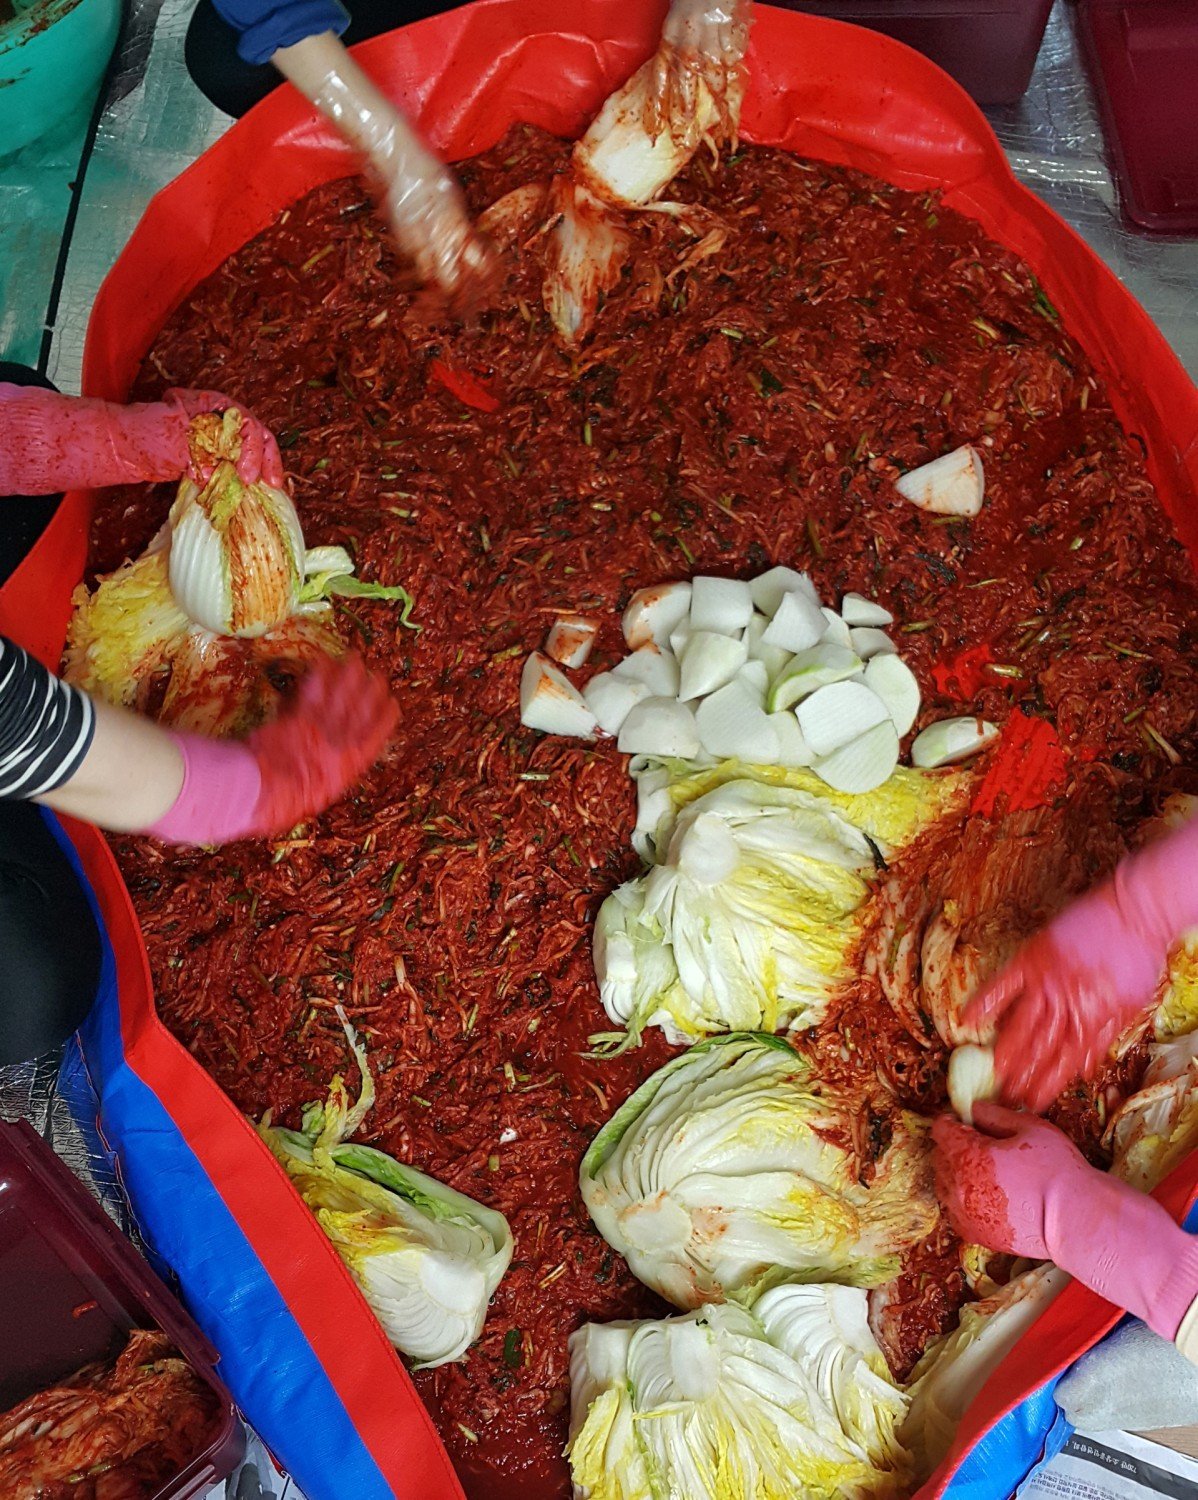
[72,1300,99,1318]
[428,358,501,413]
[930,642,996,699]
[970,710,1067,819]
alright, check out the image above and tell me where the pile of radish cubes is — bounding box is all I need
[522,567,933,793]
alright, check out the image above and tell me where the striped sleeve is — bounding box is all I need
[0,636,96,799]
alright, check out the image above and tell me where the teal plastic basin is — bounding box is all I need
[0,0,121,159]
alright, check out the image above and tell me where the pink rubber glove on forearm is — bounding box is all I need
[964,817,1198,1111]
[0,385,283,495]
[143,654,397,846]
[932,1104,1198,1341]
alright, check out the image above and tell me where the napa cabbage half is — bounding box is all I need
[258,1022,512,1368]
[594,761,968,1048]
[568,1287,911,1500]
[580,1033,938,1308]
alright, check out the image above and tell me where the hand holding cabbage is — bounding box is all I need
[931,1104,1198,1348]
[963,815,1198,1111]
[0,382,281,494]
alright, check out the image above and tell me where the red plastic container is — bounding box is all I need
[777,0,1054,102]
[1077,0,1198,233]
[0,1119,244,1497]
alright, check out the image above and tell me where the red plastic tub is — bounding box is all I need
[777,0,1054,102]
[0,1119,245,1497]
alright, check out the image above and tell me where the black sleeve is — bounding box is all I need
[0,636,96,800]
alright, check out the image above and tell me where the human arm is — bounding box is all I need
[645,0,752,139]
[931,1103,1198,1351]
[270,31,494,305]
[2,636,396,843]
[963,817,1198,1111]
[0,385,282,495]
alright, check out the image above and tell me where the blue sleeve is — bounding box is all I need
[210,0,350,66]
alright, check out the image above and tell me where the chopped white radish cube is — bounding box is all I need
[820,608,852,649]
[678,631,748,701]
[669,624,692,657]
[520,652,597,739]
[813,721,900,793]
[864,654,922,737]
[745,612,792,679]
[695,681,780,764]
[612,645,681,697]
[910,716,999,768]
[770,711,813,768]
[840,592,893,627]
[622,581,692,649]
[896,445,985,517]
[750,565,819,618]
[762,590,826,653]
[689,575,754,635]
[796,680,891,757]
[583,671,650,736]
[618,697,700,758]
[737,660,770,702]
[850,627,897,660]
[767,644,862,712]
[545,614,599,668]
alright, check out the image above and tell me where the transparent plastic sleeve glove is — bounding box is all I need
[964,815,1198,1111]
[143,653,398,846]
[0,385,282,495]
[648,0,753,144]
[272,32,495,307]
[661,0,752,61]
[932,1103,1198,1342]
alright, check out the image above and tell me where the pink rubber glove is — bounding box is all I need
[0,385,283,496]
[932,1103,1198,1340]
[143,654,397,846]
[964,817,1198,1111]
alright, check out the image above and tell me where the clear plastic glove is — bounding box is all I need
[931,1103,1198,1340]
[144,653,398,846]
[273,33,495,309]
[0,384,282,496]
[964,817,1198,1111]
[649,0,752,143]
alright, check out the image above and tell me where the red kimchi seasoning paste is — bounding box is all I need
[88,128,1198,1497]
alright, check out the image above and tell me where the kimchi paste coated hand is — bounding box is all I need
[650,0,752,141]
[0,384,282,494]
[931,1103,1198,1343]
[272,33,495,309]
[963,816,1198,1111]
[144,653,398,846]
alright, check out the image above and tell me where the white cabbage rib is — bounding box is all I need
[900,1263,1068,1482]
[580,1034,938,1309]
